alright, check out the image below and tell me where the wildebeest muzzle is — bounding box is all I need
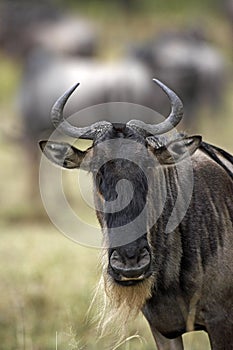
[108,240,152,286]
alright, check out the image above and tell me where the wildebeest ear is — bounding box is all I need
[155,136,202,165]
[39,141,89,169]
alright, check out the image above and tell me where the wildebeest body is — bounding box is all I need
[142,147,233,348]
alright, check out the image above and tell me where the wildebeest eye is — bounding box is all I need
[170,143,183,155]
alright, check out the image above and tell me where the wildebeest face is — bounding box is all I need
[40,123,154,285]
[91,125,153,285]
[40,124,200,285]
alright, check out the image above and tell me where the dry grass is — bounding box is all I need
[0,224,212,350]
[0,224,153,349]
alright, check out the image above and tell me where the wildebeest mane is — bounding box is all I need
[200,142,233,180]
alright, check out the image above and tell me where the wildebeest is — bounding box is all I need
[0,0,99,60]
[0,0,60,59]
[29,16,99,58]
[39,80,233,349]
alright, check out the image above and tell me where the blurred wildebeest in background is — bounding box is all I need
[0,0,99,60]
[29,16,99,58]
[127,27,227,127]
[0,0,60,60]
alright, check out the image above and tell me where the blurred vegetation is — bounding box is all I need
[0,226,211,350]
[0,55,21,104]
[0,0,232,349]
[58,0,220,15]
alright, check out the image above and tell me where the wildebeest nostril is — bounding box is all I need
[137,248,151,265]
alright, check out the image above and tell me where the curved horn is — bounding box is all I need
[127,79,184,135]
[51,83,112,139]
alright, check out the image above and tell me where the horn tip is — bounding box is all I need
[152,78,173,96]
[70,82,80,91]
[65,82,80,97]
[73,82,80,89]
[152,78,163,87]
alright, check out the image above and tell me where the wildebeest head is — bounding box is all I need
[39,80,201,293]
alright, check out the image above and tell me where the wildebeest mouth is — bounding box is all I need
[111,270,153,286]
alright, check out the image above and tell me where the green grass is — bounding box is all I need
[60,0,220,18]
[0,55,21,104]
[0,224,154,349]
[0,224,98,350]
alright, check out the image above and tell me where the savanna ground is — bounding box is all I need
[0,1,232,349]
